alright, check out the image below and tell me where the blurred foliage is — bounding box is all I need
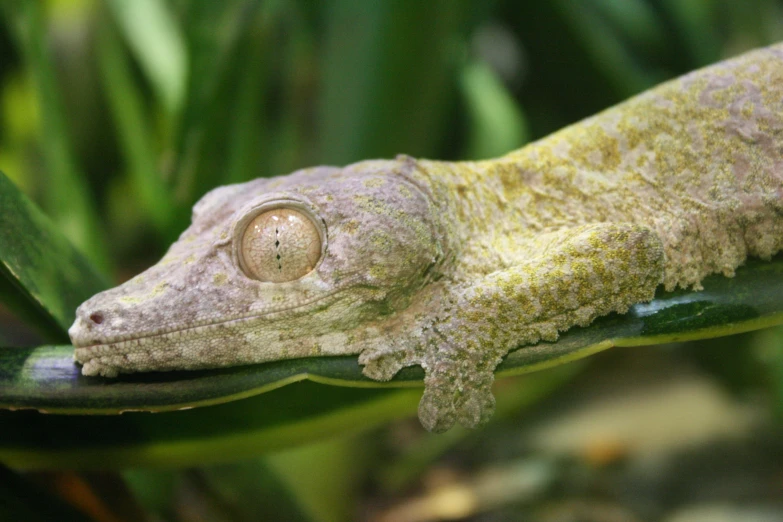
[0,0,780,277]
[1,0,783,520]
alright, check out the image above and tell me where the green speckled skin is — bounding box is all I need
[71,44,783,432]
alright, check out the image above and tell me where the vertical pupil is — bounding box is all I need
[275,227,282,270]
[240,207,322,282]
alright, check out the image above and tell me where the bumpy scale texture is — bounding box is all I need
[71,44,783,432]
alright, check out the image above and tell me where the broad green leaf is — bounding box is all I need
[194,458,314,522]
[0,172,110,340]
[0,371,569,471]
[379,364,581,493]
[263,436,373,522]
[2,257,781,414]
[0,258,782,469]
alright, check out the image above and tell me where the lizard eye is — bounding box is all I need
[239,208,322,282]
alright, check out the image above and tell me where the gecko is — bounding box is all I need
[69,43,783,432]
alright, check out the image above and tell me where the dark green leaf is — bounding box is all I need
[0,383,421,469]
[2,257,782,412]
[661,0,722,65]
[553,0,661,96]
[0,172,111,340]
[172,0,263,209]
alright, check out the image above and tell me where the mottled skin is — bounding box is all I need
[70,44,783,432]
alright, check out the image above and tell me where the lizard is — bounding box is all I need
[69,43,783,432]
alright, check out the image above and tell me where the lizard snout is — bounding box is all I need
[69,304,119,347]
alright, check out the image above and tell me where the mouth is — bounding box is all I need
[70,287,374,378]
[72,311,311,378]
[71,290,349,350]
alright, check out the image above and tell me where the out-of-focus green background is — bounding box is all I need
[3,0,781,281]
[2,1,783,521]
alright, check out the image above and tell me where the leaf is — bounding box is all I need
[192,459,315,522]
[3,256,782,413]
[0,172,111,341]
[96,13,177,238]
[661,0,722,65]
[105,0,188,117]
[172,0,263,209]
[553,0,662,96]
[460,60,529,160]
[2,1,110,272]
[0,383,422,470]
[263,436,372,522]
[317,0,472,163]
[0,257,782,468]
[588,0,668,58]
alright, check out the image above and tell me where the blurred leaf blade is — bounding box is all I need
[661,0,722,65]
[194,459,314,522]
[96,14,177,237]
[264,436,371,522]
[223,2,280,184]
[173,0,262,208]
[105,0,187,117]
[0,171,111,340]
[553,0,661,96]
[318,0,471,164]
[2,0,110,273]
[589,0,667,57]
[460,59,529,160]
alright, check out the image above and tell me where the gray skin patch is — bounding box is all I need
[71,43,783,432]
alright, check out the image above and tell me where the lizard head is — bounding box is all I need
[70,157,447,377]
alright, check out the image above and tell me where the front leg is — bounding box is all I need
[361,223,665,432]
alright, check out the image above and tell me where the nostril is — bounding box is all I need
[89,312,104,325]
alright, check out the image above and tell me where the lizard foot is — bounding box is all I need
[360,336,499,432]
[359,342,415,381]
[418,358,497,432]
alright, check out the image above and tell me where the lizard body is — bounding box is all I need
[70,44,783,432]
